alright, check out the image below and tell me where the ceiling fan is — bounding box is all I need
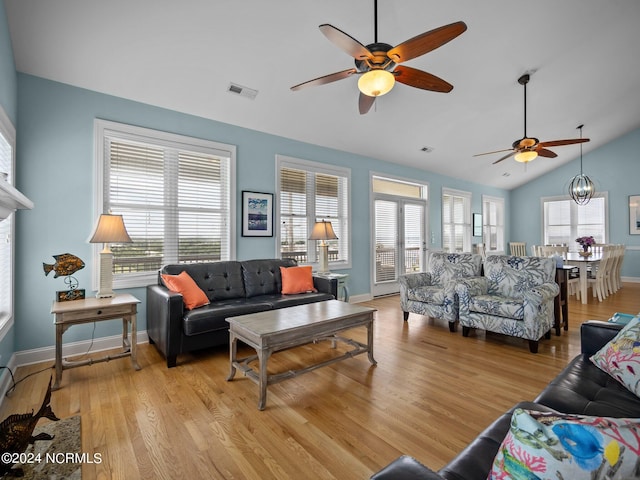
[290,0,467,114]
[474,73,590,164]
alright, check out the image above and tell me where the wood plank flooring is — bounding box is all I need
[2,283,639,479]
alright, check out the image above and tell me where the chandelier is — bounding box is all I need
[568,125,595,205]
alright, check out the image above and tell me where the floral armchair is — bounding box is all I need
[399,252,483,332]
[455,255,559,353]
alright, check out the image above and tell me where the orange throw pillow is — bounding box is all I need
[280,266,317,295]
[161,271,210,310]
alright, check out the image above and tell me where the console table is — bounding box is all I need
[50,293,141,390]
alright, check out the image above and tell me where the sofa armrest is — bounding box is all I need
[370,455,444,480]
[146,284,185,368]
[580,320,624,356]
[313,275,338,298]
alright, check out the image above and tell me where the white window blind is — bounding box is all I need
[442,189,471,253]
[482,195,505,252]
[0,106,15,337]
[95,120,236,289]
[542,194,607,249]
[277,155,350,268]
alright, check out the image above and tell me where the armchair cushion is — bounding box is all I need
[469,294,524,320]
[407,285,446,305]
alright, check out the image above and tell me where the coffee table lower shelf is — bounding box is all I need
[226,300,377,410]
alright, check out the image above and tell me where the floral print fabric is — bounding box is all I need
[489,408,640,479]
[456,255,559,343]
[591,317,640,398]
[399,253,483,323]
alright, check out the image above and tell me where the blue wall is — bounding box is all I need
[510,128,640,279]
[14,74,508,351]
[0,1,17,369]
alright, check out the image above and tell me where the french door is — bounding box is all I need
[372,196,427,296]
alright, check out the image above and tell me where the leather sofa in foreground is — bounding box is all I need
[371,320,640,480]
[147,258,336,367]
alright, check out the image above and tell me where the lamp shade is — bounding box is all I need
[514,150,538,163]
[309,220,338,241]
[358,70,395,97]
[89,214,132,244]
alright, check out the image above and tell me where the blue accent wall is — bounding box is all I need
[0,1,17,368]
[510,128,640,278]
[14,73,508,351]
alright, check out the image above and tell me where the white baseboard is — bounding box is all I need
[13,330,149,367]
[350,293,374,303]
[0,353,18,401]
[622,276,640,283]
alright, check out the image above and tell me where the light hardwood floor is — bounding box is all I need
[3,283,640,479]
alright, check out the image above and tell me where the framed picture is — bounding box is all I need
[242,191,273,237]
[473,213,482,237]
[630,195,640,235]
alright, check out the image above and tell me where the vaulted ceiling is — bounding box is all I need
[5,0,640,189]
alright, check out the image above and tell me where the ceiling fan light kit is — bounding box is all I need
[568,124,596,205]
[290,0,466,114]
[514,151,538,163]
[358,69,395,97]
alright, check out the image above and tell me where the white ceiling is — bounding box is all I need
[5,0,640,189]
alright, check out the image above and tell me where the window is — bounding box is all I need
[0,106,15,339]
[542,194,608,249]
[482,195,505,252]
[94,120,236,289]
[276,155,350,269]
[442,188,471,253]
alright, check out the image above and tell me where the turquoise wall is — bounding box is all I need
[14,73,508,351]
[510,127,640,278]
[0,1,17,369]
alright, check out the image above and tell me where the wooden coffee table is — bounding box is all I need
[226,300,377,410]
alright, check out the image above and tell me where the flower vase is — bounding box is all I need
[578,246,592,257]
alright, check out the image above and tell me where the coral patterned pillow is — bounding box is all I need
[161,271,210,310]
[489,408,640,479]
[590,317,640,397]
[280,266,317,294]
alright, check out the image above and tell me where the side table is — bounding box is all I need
[315,273,349,302]
[50,293,141,390]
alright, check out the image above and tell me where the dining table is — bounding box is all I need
[564,251,603,304]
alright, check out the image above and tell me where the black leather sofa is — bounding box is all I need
[371,320,640,480]
[146,258,337,368]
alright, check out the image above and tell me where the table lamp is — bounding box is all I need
[89,213,132,298]
[309,220,337,274]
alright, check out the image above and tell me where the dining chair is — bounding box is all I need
[585,245,614,302]
[509,242,527,256]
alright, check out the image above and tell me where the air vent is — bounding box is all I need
[227,83,258,100]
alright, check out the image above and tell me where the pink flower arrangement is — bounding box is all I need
[576,236,596,247]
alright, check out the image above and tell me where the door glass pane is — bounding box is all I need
[404,203,424,273]
[374,200,397,283]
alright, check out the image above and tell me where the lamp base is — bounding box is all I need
[96,250,115,298]
[318,244,330,274]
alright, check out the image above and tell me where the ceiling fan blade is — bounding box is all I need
[359,92,376,114]
[319,24,373,60]
[387,21,467,63]
[492,151,517,164]
[538,138,590,148]
[394,66,453,92]
[536,148,557,158]
[291,68,357,91]
[473,148,514,157]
